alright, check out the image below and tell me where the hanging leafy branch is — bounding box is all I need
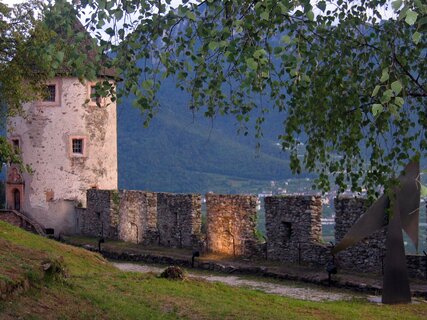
[3,0,426,196]
[76,0,427,196]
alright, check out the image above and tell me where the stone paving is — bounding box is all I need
[63,235,427,299]
[113,262,356,302]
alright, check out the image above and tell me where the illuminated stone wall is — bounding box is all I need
[206,194,259,256]
[78,190,427,279]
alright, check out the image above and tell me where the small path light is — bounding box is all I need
[98,237,105,252]
[45,228,55,239]
[326,261,338,287]
[326,242,337,286]
[191,251,200,268]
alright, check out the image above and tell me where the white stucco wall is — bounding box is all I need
[7,77,118,234]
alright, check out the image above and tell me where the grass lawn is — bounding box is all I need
[0,221,426,320]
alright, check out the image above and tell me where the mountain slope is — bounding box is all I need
[117,92,298,194]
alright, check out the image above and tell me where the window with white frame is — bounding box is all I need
[69,136,87,157]
[72,138,84,154]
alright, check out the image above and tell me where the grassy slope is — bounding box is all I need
[0,221,426,320]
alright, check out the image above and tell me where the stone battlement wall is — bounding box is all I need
[78,190,427,279]
[157,193,202,248]
[334,197,387,274]
[265,195,329,266]
[80,190,201,248]
[118,190,158,245]
[206,194,259,257]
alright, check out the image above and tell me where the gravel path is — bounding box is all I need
[113,262,358,302]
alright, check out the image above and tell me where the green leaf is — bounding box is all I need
[389,103,399,116]
[372,104,383,116]
[260,11,269,21]
[302,74,310,82]
[394,96,404,107]
[391,80,402,95]
[382,89,393,103]
[56,51,64,63]
[317,1,326,12]
[392,0,402,11]
[186,11,196,21]
[412,31,421,44]
[273,47,283,54]
[115,9,123,21]
[371,85,381,97]
[421,184,427,197]
[405,10,418,25]
[246,58,258,70]
[253,49,266,59]
[380,68,389,83]
[307,10,314,21]
[208,42,218,51]
[281,35,291,44]
[141,79,153,90]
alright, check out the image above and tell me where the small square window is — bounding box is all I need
[69,136,87,158]
[36,79,61,107]
[72,139,84,154]
[45,85,56,102]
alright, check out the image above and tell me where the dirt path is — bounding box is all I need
[113,262,361,302]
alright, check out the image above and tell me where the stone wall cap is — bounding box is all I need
[265,194,321,200]
[205,193,257,198]
[335,194,368,200]
[157,192,202,197]
[119,189,156,194]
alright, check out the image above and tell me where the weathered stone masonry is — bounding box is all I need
[80,190,202,248]
[265,195,329,266]
[334,197,427,279]
[79,189,119,239]
[80,189,158,244]
[206,194,259,256]
[157,193,202,248]
[7,77,118,236]
[118,190,158,245]
[78,190,427,279]
[334,197,387,274]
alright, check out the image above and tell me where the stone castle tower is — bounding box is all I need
[6,75,118,235]
[5,6,118,235]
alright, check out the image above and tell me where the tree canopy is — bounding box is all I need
[0,0,112,166]
[76,0,426,196]
[1,0,426,196]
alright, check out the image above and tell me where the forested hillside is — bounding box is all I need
[117,79,305,194]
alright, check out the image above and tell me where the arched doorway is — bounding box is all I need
[13,189,20,211]
[6,166,24,212]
